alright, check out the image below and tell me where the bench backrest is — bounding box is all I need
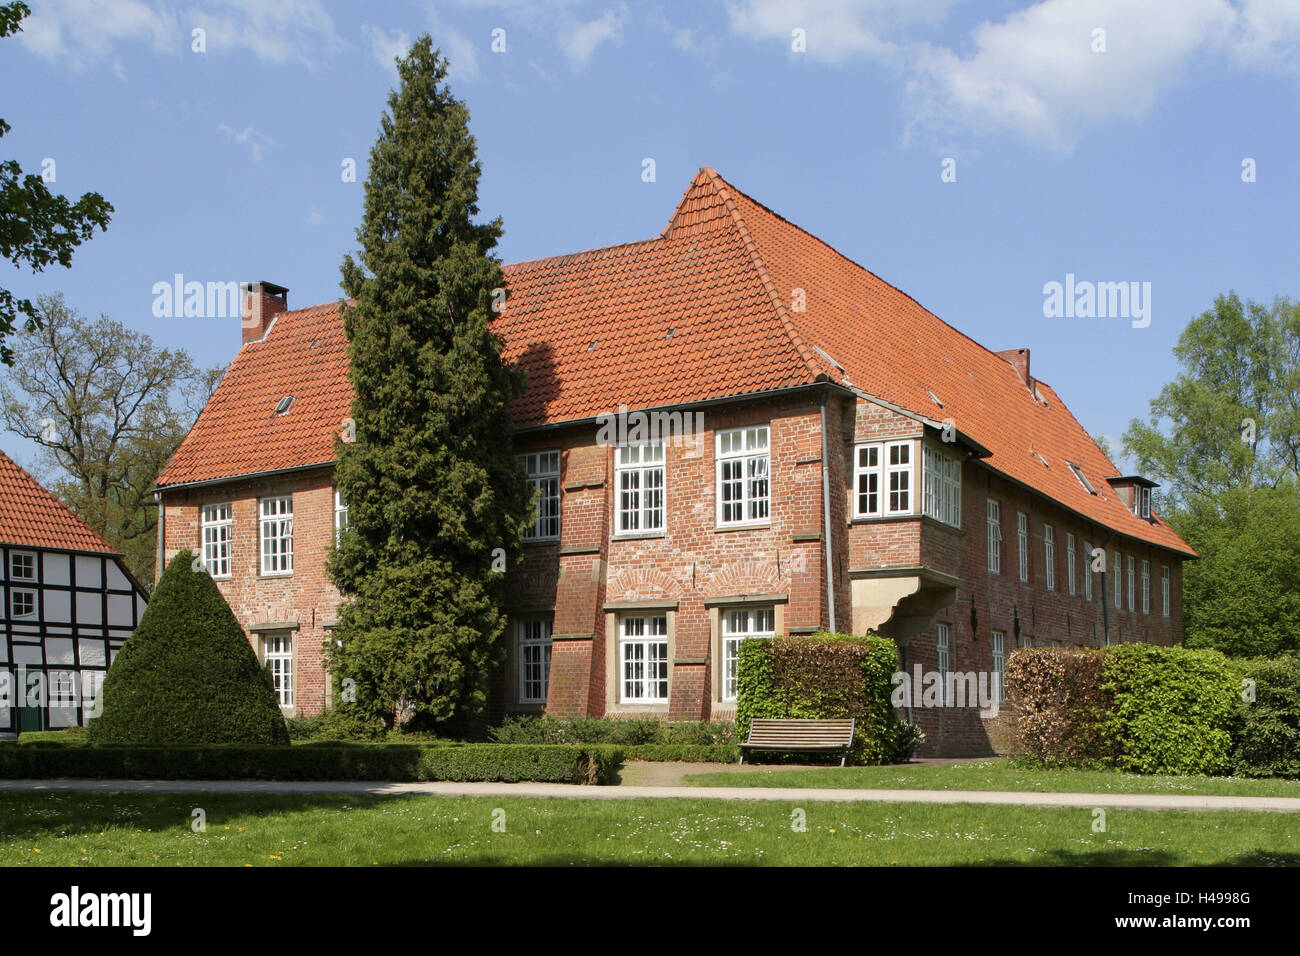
[746,718,855,746]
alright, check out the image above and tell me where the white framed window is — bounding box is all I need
[1019,633,1034,649]
[717,426,770,526]
[263,633,293,708]
[615,441,665,534]
[855,444,881,517]
[521,451,561,541]
[1127,556,1136,611]
[721,607,775,703]
[937,624,951,706]
[1017,512,1029,582]
[518,618,552,705]
[1141,559,1150,614]
[620,615,668,703]
[1084,540,1094,601]
[1162,566,1171,617]
[9,551,36,582]
[201,503,232,577]
[1135,486,1152,519]
[1044,524,1055,591]
[9,588,36,618]
[1066,533,1076,596]
[922,444,961,527]
[991,630,1006,703]
[987,500,1002,573]
[259,496,293,575]
[334,488,349,545]
[1112,552,1122,610]
[886,441,912,514]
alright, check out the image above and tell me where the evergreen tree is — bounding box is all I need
[327,36,533,730]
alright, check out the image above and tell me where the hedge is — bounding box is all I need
[735,632,920,765]
[620,744,740,763]
[489,715,736,746]
[0,743,623,784]
[1003,648,1114,767]
[1233,654,1300,778]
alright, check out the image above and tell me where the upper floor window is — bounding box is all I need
[518,618,553,705]
[986,500,1001,573]
[856,440,913,517]
[721,606,775,703]
[1112,551,1122,609]
[1066,533,1076,596]
[1141,559,1150,614]
[1017,512,1029,582]
[922,445,961,527]
[1084,540,1094,601]
[9,551,36,582]
[1044,524,1056,591]
[521,451,561,541]
[201,503,233,578]
[260,496,293,575]
[717,426,770,526]
[9,588,36,618]
[1135,486,1152,519]
[334,488,349,545]
[1161,566,1171,617]
[615,441,665,534]
[1127,556,1136,611]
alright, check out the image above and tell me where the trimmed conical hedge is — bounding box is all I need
[89,550,289,745]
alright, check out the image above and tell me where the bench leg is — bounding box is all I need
[738,751,745,766]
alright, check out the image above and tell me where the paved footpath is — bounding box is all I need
[1,779,1298,813]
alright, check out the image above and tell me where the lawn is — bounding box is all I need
[684,759,1300,798]
[0,791,1295,866]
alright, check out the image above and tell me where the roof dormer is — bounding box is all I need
[1107,475,1158,520]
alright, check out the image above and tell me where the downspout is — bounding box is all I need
[154,491,164,586]
[820,398,836,634]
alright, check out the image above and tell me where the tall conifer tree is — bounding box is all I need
[328,37,533,729]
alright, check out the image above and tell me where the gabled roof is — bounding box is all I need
[156,168,1193,557]
[0,449,118,554]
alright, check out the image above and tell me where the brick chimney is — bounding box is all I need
[997,348,1032,388]
[242,281,289,345]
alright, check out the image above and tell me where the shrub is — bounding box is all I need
[734,632,917,764]
[88,550,289,745]
[1004,648,1114,767]
[1233,654,1300,778]
[620,745,740,763]
[488,716,734,747]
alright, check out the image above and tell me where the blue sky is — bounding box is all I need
[2,0,1298,473]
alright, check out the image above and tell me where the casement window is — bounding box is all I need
[1066,533,1076,596]
[986,500,1002,573]
[717,426,770,526]
[1141,560,1151,614]
[1017,513,1029,582]
[1044,525,1056,591]
[521,451,561,541]
[855,444,881,516]
[333,489,349,545]
[1112,552,1122,609]
[263,633,293,708]
[615,441,665,534]
[1019,634,1034,649]
[1162,567,1171,617]
[936,624,951,706]
[856,439,915,518]
[620,615,669,703]
[886,441,912,514]
[259,496,293,575]
[991,630,1006,703]
[1084,540,1094,601]
[721,607,775,703]
[1127,556,1136,611]
[1135,486,1152,519]
[201,503,233,577]
[922,444,962,527]
[518,618,553,705]
[9,588,36,618]
[9,551,36,582]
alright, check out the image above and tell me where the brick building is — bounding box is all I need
[154,168,1194,755]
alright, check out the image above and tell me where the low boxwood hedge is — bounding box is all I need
[619,744,740,763]
[0,743,623,785]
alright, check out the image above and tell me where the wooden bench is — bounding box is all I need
[738,718,856,767]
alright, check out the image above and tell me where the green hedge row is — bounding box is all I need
[619,744,740,763]
[1234,654,1300,778]
[0,743,624,784]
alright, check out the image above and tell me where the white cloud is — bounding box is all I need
[217,123,279,162]
[18,0,177,67]
[560,7,625,68]
[436,24,480,80]
[306,206,326,227]
[187,0,343,65]
[362,23,411,72]
[726,0,960,64]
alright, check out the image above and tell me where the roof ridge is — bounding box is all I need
[700,167,834,384]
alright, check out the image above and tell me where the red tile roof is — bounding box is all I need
[156,167,1193,556]
[0,449,118,554]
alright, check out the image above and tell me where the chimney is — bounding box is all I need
[997,348,1032,388]
[242,281,289,345]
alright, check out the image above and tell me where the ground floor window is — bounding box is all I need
[262,633,293,708]
[721,607,775,703]
[991,630,1006,702]
[620,615,668,703]
[518,618,552,704]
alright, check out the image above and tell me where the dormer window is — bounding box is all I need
[1108,475,1157,519]
[1136,485,1152,520]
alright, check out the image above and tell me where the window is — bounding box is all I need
[1141,559,1150,614]
[334,489,349,545]
[620,615,668,703]
[10,589,35,618]
[1066,533,1076,596]
[1068,462,1097,494]
[263,634,293,708]
[9,551,36,582]
[887,441,912,514]
[922,445,962,527]
[721,607,775,703]
[1017,512,1029,582]
[1112,552,1122,609]
[1019,634,1034,649]
[717,426,770,526]
[1135,486,1152,519]
[1162,567,1171,617]
[853,440,914,518]
[987,500,1002,573]
[615,441,665,534]
[937,623,951,707]
[1127,556,1136,611]
[855,445,881,516]
[991,630,1006,703]
[201,504,232,577]
[518,619,552,704]
[521,451,561,540]
[1044,525,1055,591]
[259,497,293,574]
[1084,540,1093,600]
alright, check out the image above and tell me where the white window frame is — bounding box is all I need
[1084,540,1093,601]
[1127,556,1136,611]
[1017,512,1029,583]
[1136,486,1152,519]
[9,588,36,619]
[986,499,1001,573]
[717,426,770,527]
[1066,533,1076,596]
[721,606,775,703]
[619,615,669,703]
[854,444,882,517]
[521,451,561,541]
[201,503,233,578]
[9,551,36,582]
[263,633,293,708]
[334,488,349,546]
[1112,551,1122,610]
[518,618,553,705]
[991,630,1005,703]
[1162,566,1171,617]
[259,496,294,575]
[615,441,665,534]
[1141,559,1150,614]
[1044,524,1056,591]
[922,444,961,527]
[936,624,951,707]
[885,440,913,515]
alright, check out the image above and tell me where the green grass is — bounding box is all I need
[685,759,1300,797]
[0,791,1295,866]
